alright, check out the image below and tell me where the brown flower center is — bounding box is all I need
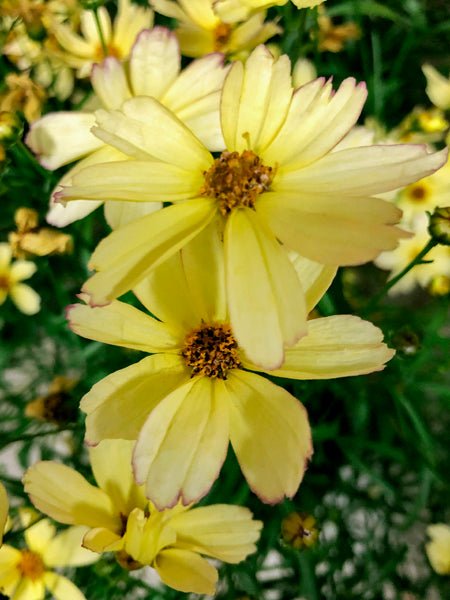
[213,22,232,50]
[409,184,427,202]
[181,323,241,379]
[200,150,274,215]
[18,550,45,581]
[0,274,10,290]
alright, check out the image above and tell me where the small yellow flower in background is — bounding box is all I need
[9,207,73,259]
[27,26,230,228]
[0,483,8,546]
[25,375,78,425]
[0,509,97,599]
[60,46,445,368]
[316,9,360,53]
[150,0,282,59]
[425,524,450,575]
[65,227,394,508]
[0,72,46,123]
[422,64,450,111]
[47,0,153,78]
[24,439,262,595]
[213,0,325,23]
[0,243,40,315]
[281,511,318,549]
[391,106,449,146]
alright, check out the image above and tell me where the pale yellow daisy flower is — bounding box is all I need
[47,0,153,78]
[24,439,262,595]
[59,46,445,368]
[425,523,450,575]
[26,26,229,229]
[0,243,40,315]
[422,64,450,111]
[65,226,394,508]
[214,0,325,23]
[0,510,96,600]
[150,0,281,59]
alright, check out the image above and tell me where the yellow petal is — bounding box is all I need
[80,354,190,444]
[84,198,216,305]
[23,462,119,530]
[154,548,217,595]
[124,507,176,566]
[288,251,337,313]
[67,300,180,353]
[0,545,21,590]
[23,518,56,555]
[422,64,450,111]
[226,370,312,504]
[9,260,37,282]
[7,576,45,600]
[249,315,395,379]
[89,440,147,517]
[425,523,450,575]
[104,200,162,230]
[170,504,262,563]
[91,58,131,110]
[10,283,40,315]
[133,377,229,509]
[225,208,306,369]
[112,0,153,51]
[43,572,87,600]
[42,527,98,567]
[82,528,122,554]
[0,483,8,544]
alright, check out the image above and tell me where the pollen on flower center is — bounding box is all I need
[181,323,241,379]
[18,549,45,581]
[213,22,232,50]
[200,150,274,216]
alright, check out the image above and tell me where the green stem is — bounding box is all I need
[297,551,318,600]
[93,7,108,57]
[361,238,437,316]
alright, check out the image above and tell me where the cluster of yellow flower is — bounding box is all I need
[1,0,450,597]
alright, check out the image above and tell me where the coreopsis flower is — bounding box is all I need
[0,72,46,123]
[26,27,229,228]
[316,10,360,53]
[422,64,450,111]
[375,213,450,295]
[60,46,446,367]
[150,0,281,59]
[425,524,450,575]
[0,483,7,546]
[213,0,325,23]
[281,511,318,549]
[24,439,262,595]
[0,510,96,599]
[9,207,73,259]
[0,243,40,315]
[47,0,153,78]
[66,227,394,508]
[25,375,78,425]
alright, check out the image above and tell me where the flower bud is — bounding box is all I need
[428,206,450,246]
[281,512,319,550]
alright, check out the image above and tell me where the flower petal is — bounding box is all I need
[0,483,8,545]
[43,572,87,600]
[42,527,98,567]
[154,548,217,596]
[9,260,36,282]
[23,519,56,555]
[227,370,312,504]
[66,300,180,353]
[169,504,262,563]
[104,200,162,230]
[10,283,40,315]
[83,198,216,305]
[80,354,190,444]
[133,377,229,509]
[288,251,337,313]
[23,462,119,530]
[225,208,307,369]
[91,58,132,110]
[82,528,122,554]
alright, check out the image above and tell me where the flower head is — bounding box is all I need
[66,227,394,508]
[281,511,319,549]
[0,510,97,600]
[24,439,262,595]
[61,46,445,367]
[425,523,450,575]
[0,243,40,314]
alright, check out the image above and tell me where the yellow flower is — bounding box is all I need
[281,511,318,549]
[24,439,262,595]
[0,72,46,123]
[0,510,97,600]
[8,207,73,259]
[65,228,393,508]
[47,0,153,78]
[214,0,325,23]
[0,243,40,315]
[151,0,281,59]
[0,483,8,547]
[425,523,450,575]
[422,64,450,111]
[25,375,78,425]
[316,11,360,53]
[60,46,445,368]
[26,26,229,228]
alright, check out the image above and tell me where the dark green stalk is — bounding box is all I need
[93,8,108,57]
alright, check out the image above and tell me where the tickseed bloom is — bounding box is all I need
[0,510,96,600]
[425,524,450,575]
[66,227,394,508]
[0,72,46,123]
[24,439,262,595]
[25,375,78,425]
[150,0,281,59]
[27,27,229,229]
[422,64,450,111]
[0,243,40,315]
[281,511,319,550]
[60,46,446,368]
[316,9,360,53]
[213,0,325,23]
[47,0,153,78]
